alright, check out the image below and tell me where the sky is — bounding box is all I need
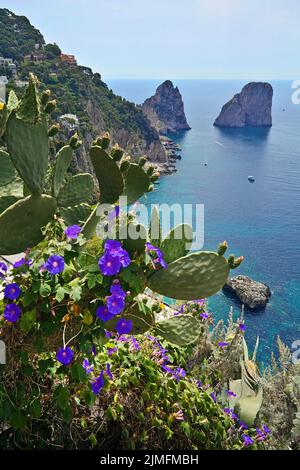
[0,0,299,80]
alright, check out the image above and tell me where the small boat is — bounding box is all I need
[248,176,255,182]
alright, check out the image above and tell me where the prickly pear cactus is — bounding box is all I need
[0,195,57,254]
[0,149,16,187]
[57,173,94,208]
[160,224,193,264]
[52,145,73,198]
[149,206,162,247]
[147,251,230,300]
[6,74,49,195]
[154,315,200,346]
[121,163,152,205]
[90,146,124,204]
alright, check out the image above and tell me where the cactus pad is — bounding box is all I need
[0,149,16,187]
[122,163,151,205]
[0,196,21,214]
[154,315,199,346]
[6,113,48,194]
[149,206,161,246]
[234,389,263,426]
[7,90,19,112]
[121,222,148,256]
[60,203,92,226]
[57,174,94,208]
[160,224,193,264]
[52,145,73,197]
[90,146,123,204]
[0,195,57,255]
[82,205,101,240]
[148,251,230,300]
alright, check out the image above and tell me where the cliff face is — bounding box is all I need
[0,8,167,167]
[214,82,273,128]
[142,80,191,134]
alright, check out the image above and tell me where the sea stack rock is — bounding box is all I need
[223,275,271,310]
[214,82,273,128]
[142,80,191,134]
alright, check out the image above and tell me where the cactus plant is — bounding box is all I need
[122,163,152,205]
[57,173,94,208]
[90,146,124,204]
[0,149,16,187]
[149,206,161,247]
[121,222,148,256]
[105,302,155,335]
[60,203,92,227]
[160,224,193,264]
[6,75,49,195]
[0,195,57,254]
[52,145,74,198]
[154,315,200,346]
[147,251,230,300]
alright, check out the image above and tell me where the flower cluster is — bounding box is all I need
[148,335,186,381]
[96,280,127,322]
[145,242,168,269]
[90,363,113,395]
[98,240,130,276]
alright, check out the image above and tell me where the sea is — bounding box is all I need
[107,79,300,364]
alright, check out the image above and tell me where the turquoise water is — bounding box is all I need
[108,79,300,362]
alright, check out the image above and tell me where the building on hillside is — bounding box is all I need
[60,54,77,65]
[59,114,79,131]
[0,76,8,85]
[24,53,46,63]
[0,57,17,76]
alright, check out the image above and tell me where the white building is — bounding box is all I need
[14,79,28,88]
[0,76,8,85]
[0,57,17,76]
[59,114,79,131]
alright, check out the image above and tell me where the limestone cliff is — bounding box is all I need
[214,82,273,128]
[142,80,191,134]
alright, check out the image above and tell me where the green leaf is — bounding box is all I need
[9,410,27,430]
[19,309,36,333]
[39,282,51,298]
[70,363,87,383]
[55,286,66,303]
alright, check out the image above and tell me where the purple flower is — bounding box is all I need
[117,249,131,268]
[0,262,7,278]
[107,347,117,356]
[104,240,122,252]
[130,336,140,351]
[175,367,186,379]
[91,345,97,356]
[65,225,81,239]
[226,389,237,398]
[242,434,254,447]
[239,421,249,430]
[96,305,114,322]
[218,341,229,349]
[105,330,112,338]
[107,295,126,315]
[98,253,121,276]
[4,283,21,301]
[56,347,74,366]
[13,257,32,268]
[263,425,271,435]
[223,408,238,420]
[145,242,167,269]
[210,392,217,403]
[4,303,21,323]
[200,312,209,319]
[239,323,246,332]
[108,206,120,222]
[91,371,104,394]
[45,255,65,275]
[110,282,126,298]
[105,363,113,380]
[83,359,94,374]
[116,318,132,335]
[195,379,202,389]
